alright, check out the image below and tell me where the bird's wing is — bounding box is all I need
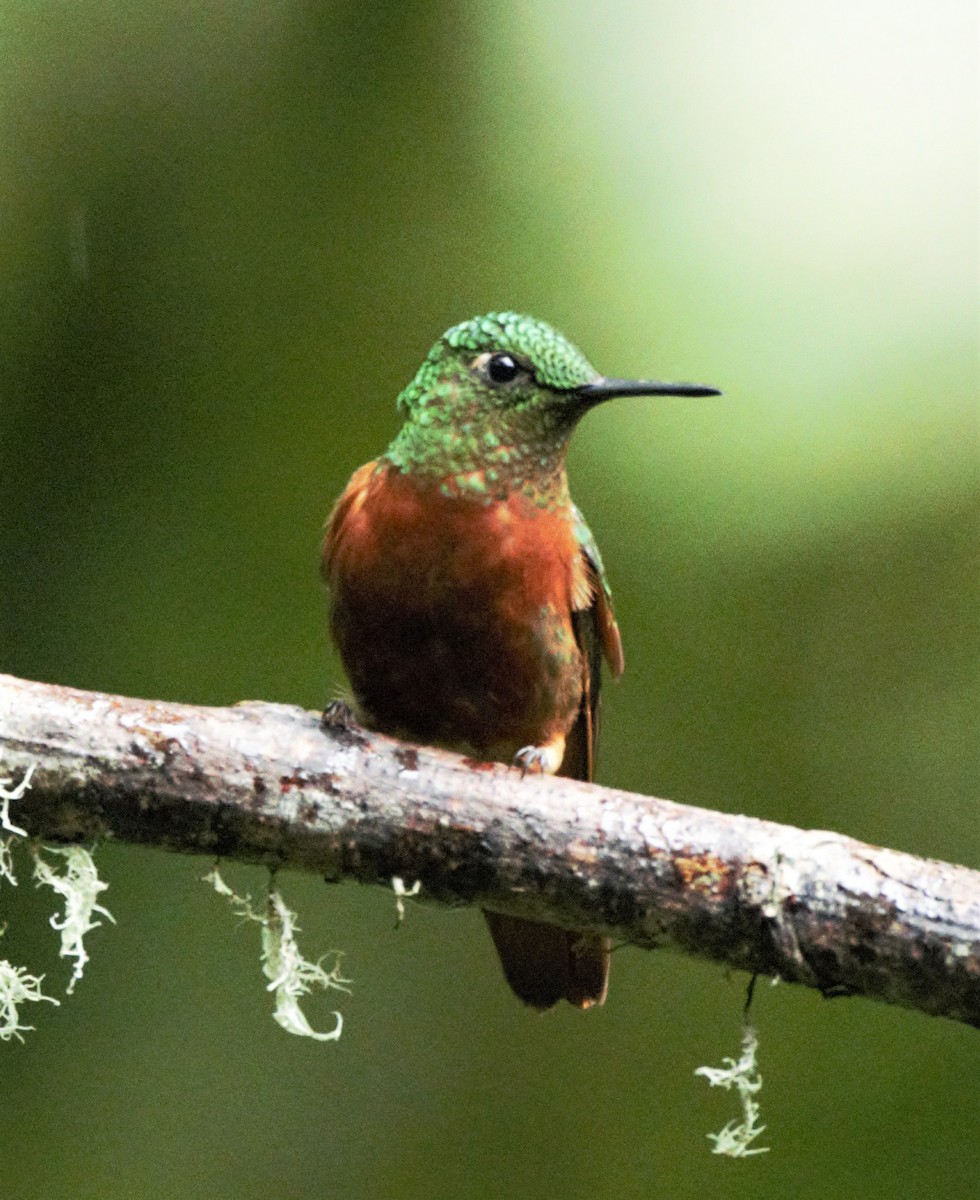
[491,502,624,1008]
[563,504,625,783]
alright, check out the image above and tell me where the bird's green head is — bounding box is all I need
[384,312,718,503]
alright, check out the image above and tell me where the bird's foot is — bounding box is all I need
[320,699,358,732]
[320,699,370,749]
[513,733,566,777]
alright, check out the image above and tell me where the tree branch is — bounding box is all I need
[0,672,977,1027]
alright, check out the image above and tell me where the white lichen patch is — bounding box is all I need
[392,876,421,926]
[0,761,112,1038]
[695,1025,770,1158]
[32,846,115,994]
[0,957,59,1042]
[0,761,33,840]
[1,759,33,884]
[203,867,351,1041]
[0,841,16,888]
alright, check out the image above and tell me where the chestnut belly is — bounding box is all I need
[330,580,582,755]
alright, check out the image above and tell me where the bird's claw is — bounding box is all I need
[513,745,546,777]
[512,738,564,776]
[320,699,358,732]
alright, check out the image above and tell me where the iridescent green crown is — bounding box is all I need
[442,312,596,391]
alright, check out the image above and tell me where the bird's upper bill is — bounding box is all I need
[573,377,721,403]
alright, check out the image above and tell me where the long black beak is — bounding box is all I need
[575,377,721,403]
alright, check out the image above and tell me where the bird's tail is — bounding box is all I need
[483,911,610,1010]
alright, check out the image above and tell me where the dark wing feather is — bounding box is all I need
[562,505,624,784]
[564,606,600,782]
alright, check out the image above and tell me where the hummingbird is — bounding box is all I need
[322,312,719,1009]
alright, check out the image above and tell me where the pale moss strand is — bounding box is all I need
[0,759,30,884]
[203,867,351,1041]
[391,876,421,926]
[31,846,115,995]
[0,762,59,1039]
[0,959,59,1042]
[0,837,18,888]
[695,1024,770,1158]
[0,759,33,840]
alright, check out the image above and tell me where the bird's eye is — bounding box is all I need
[486,353,520,385]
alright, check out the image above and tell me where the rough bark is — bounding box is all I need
[0,672,977,1027]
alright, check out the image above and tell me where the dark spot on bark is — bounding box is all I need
[298,798,320,822]
[395,746,419,771]
[820,983,855,1000]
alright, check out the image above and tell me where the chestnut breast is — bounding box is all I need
[323,461,586,755]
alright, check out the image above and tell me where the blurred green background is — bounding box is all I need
[1,1,977,1197]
